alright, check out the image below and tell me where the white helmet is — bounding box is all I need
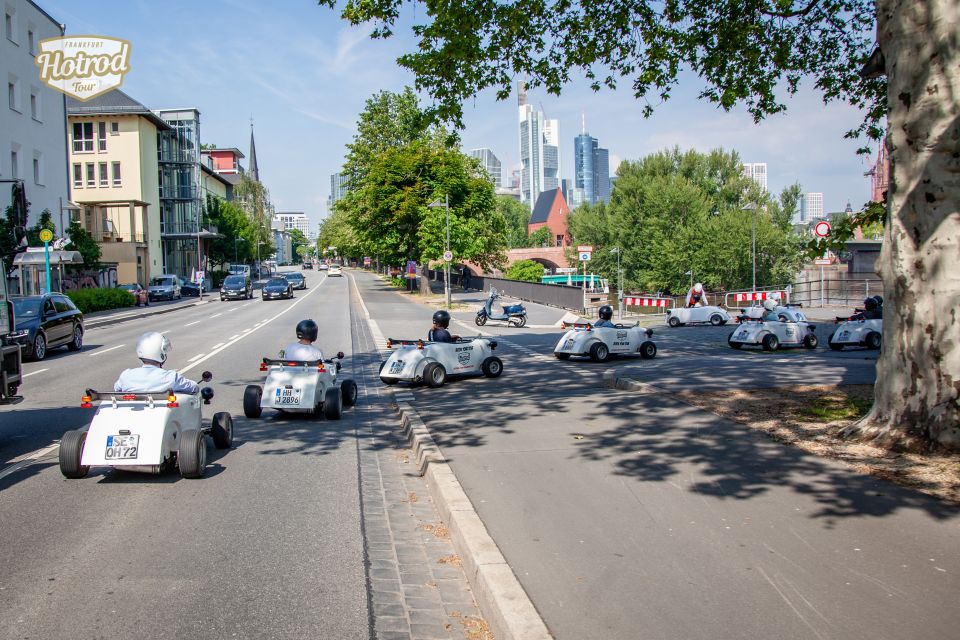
[763,298,777,311]
[693,283,703,293]
[136,331,171,364]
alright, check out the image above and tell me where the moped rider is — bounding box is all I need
[594,305,616,328]
[428,310,460,343]
[114,331,199,394]
[281,319,324,361]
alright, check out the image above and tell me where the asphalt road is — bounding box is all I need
[361,272,960,640]
[0,269,374,639]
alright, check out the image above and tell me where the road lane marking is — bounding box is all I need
[0,442,60,482]
[210,313,222,318]
[87,344,124,357]
[188,353,206,362]
[229,334,240,340]
[212,343,225,349]
[185,320,201,327]
[22,368,48,378]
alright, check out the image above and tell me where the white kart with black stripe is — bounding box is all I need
[727,318,819,351]
[243,353,358,419]
[828,318,883,351]
[379,337,503,388]
[59,371,234,480]
[553,322,657,362]
[666,306,731,327]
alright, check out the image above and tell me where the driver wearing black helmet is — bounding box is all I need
[428,310,460,343]
[855,296,883,321]
[594,305,616,328]
[281,319,324,360]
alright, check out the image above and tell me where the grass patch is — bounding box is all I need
[799,394,872,421]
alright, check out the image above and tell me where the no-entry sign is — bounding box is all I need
[814,221,831,237]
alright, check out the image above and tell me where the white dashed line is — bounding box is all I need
[22,368,48,378]
[210,313,222,319]
[211,343,224,349]
[185,321,201,327]
[87,344,124,356]
[229,334,240,340]
[188,353,206,362]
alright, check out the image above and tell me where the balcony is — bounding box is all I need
[159,185,198,201]
[158,149,197,164]
[160,221,221,239]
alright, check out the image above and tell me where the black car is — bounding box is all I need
[181,279,214,297]
[262,277,293,300]
[301,262,313,270]
[283,272,307,290]
[220,275,253,300]
[8,293,85,360]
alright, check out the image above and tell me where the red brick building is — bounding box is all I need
[527,189,571,247]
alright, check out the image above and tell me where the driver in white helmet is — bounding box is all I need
[760,298,779,321]
[114,331,200,394]
[686,283,707,308]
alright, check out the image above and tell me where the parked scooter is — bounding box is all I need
[475,288,527,327]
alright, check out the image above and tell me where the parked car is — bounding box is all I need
[284,272,307,290]
[117,283,149,307]
[181,279,214,297]
[148,274,182,301]
[328,265,343,277]
[220,274,254,300]
[262,277,293,300]
[8,293,85,360]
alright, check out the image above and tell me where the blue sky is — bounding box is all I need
[42,0,877,234]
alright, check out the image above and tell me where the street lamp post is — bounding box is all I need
[428,196,452,309]
[611,247,622,320]
[743,203,758,292]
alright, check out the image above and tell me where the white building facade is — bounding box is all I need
[801,192,825,221]
[1,0,69,230]
[742,162,768,192]
[469,148,502,188]
[518,103,561,211]
[274,211,310,236]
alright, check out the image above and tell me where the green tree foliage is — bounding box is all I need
[496,196,531,248]
[506,259,546,282]
[317,209,362,260]
[26,210,56,246]
[204,196,256,268]
[64,221,101,270]
[287,229,309,264]
[567,148,804,293]
[527,226,552,248]
[234,174,275,259]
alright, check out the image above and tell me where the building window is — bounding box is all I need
[73,163,82,188]
[556,235,563,247]
[72,122,94,153]
[112,162,121,186]
[97,122,107,151]
[27,29,34,55]
[99,162,108,187]
[86,163,95,187]
[7,81,15,111]
[32,157,40,185]
[29,89,38,120]
[110,121,119,135]
[10,151,18,178]
[4,12,13,43]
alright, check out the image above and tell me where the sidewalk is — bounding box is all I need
[83,297,212,328]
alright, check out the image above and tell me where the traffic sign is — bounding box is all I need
[814,221,831,238]
[579,251,592,262]
[577,245,593,252]
[814,258,831,266]
[39,229,53,243]
[443,250,453,262]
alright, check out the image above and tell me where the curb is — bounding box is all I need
[394,401,553,640]
[601,368,665,394]
[84,299,212,329]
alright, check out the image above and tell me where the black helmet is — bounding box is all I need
[432,310,451,328]
[873,295,883,306]
[864,297,878,311]
[598,305,613,321]
[296,319,319,341]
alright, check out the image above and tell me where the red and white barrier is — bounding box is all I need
[623,297,670,308]
[732,291,786,303]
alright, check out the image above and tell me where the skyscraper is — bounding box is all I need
[329,172,348,206]
[742,162,768,192]
[573,117,611,205]
[518,100,561,210]
[801,192,825,221]
[470,148,502,187]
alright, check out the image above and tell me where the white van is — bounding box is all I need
[228,264,251,277]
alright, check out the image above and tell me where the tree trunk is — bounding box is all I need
[855,0,960,450]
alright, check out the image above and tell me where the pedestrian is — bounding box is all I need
[461,266,471,291]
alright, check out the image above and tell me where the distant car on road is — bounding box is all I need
[148,274,182,301]
[9,293,85,360]
[328,265,343,277]
[318,263,328,271]
[283,272,307,290]
[301,262,313,270]
[116,283,149,307]
[262,277,293,300]
[220,275,253,300]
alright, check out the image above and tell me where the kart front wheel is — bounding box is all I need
[324,386,343,420]
[340,379,358,407]
[865,331,882,350]
[668,316,680,328]
[639,340,657,359]
[554,352,571,360]
[803,334,819,350]
[424,362,447,388]
[59,430,89,479]
[475,314,487,326]
[589,342,609,362]
[178,429,207,479]
[761,334,780,352]
[212,412,234,449]
[243,385,263,418]
[482,356,503,378]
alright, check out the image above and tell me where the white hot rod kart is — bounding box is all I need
[737,303,808,323]
[554,322,657,362]
[727,318,819,351]
[244,352,358,420]
[378,337,503,388]
[665,306,732,327]
[828,316,883,351]
[59,371,233,480]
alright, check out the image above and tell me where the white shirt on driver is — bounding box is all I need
[281,342,323,361]
[114,364,199,394]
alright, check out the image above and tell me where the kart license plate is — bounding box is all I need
[839,331,849,339]
[736,330,749,340]
[389,360,404,374]
[564,339,574,349]
[105,434,139,460]
[277,388,302,405]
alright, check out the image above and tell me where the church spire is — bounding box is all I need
[249,118,260,182]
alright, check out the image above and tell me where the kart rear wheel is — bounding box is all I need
[243,385,263,418]
[589,342,609,362]
[59,430,89,479]
[380,376,398,385]
[211,412,234,449]
[554,352,571,360]
[709,314,723,327]
[178,429,207,479]
[424,362,447,388]
[803,334,819,350]
[865,331,882,350]
[340,379,358,406]
[761,334,780,352]
[639,341,657,359]
[475,314,487,326]
[728,341,743,349]
[668,316,680,328]
[482,356,503,378]
[828,335,844,352]
[323,386,343,420]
